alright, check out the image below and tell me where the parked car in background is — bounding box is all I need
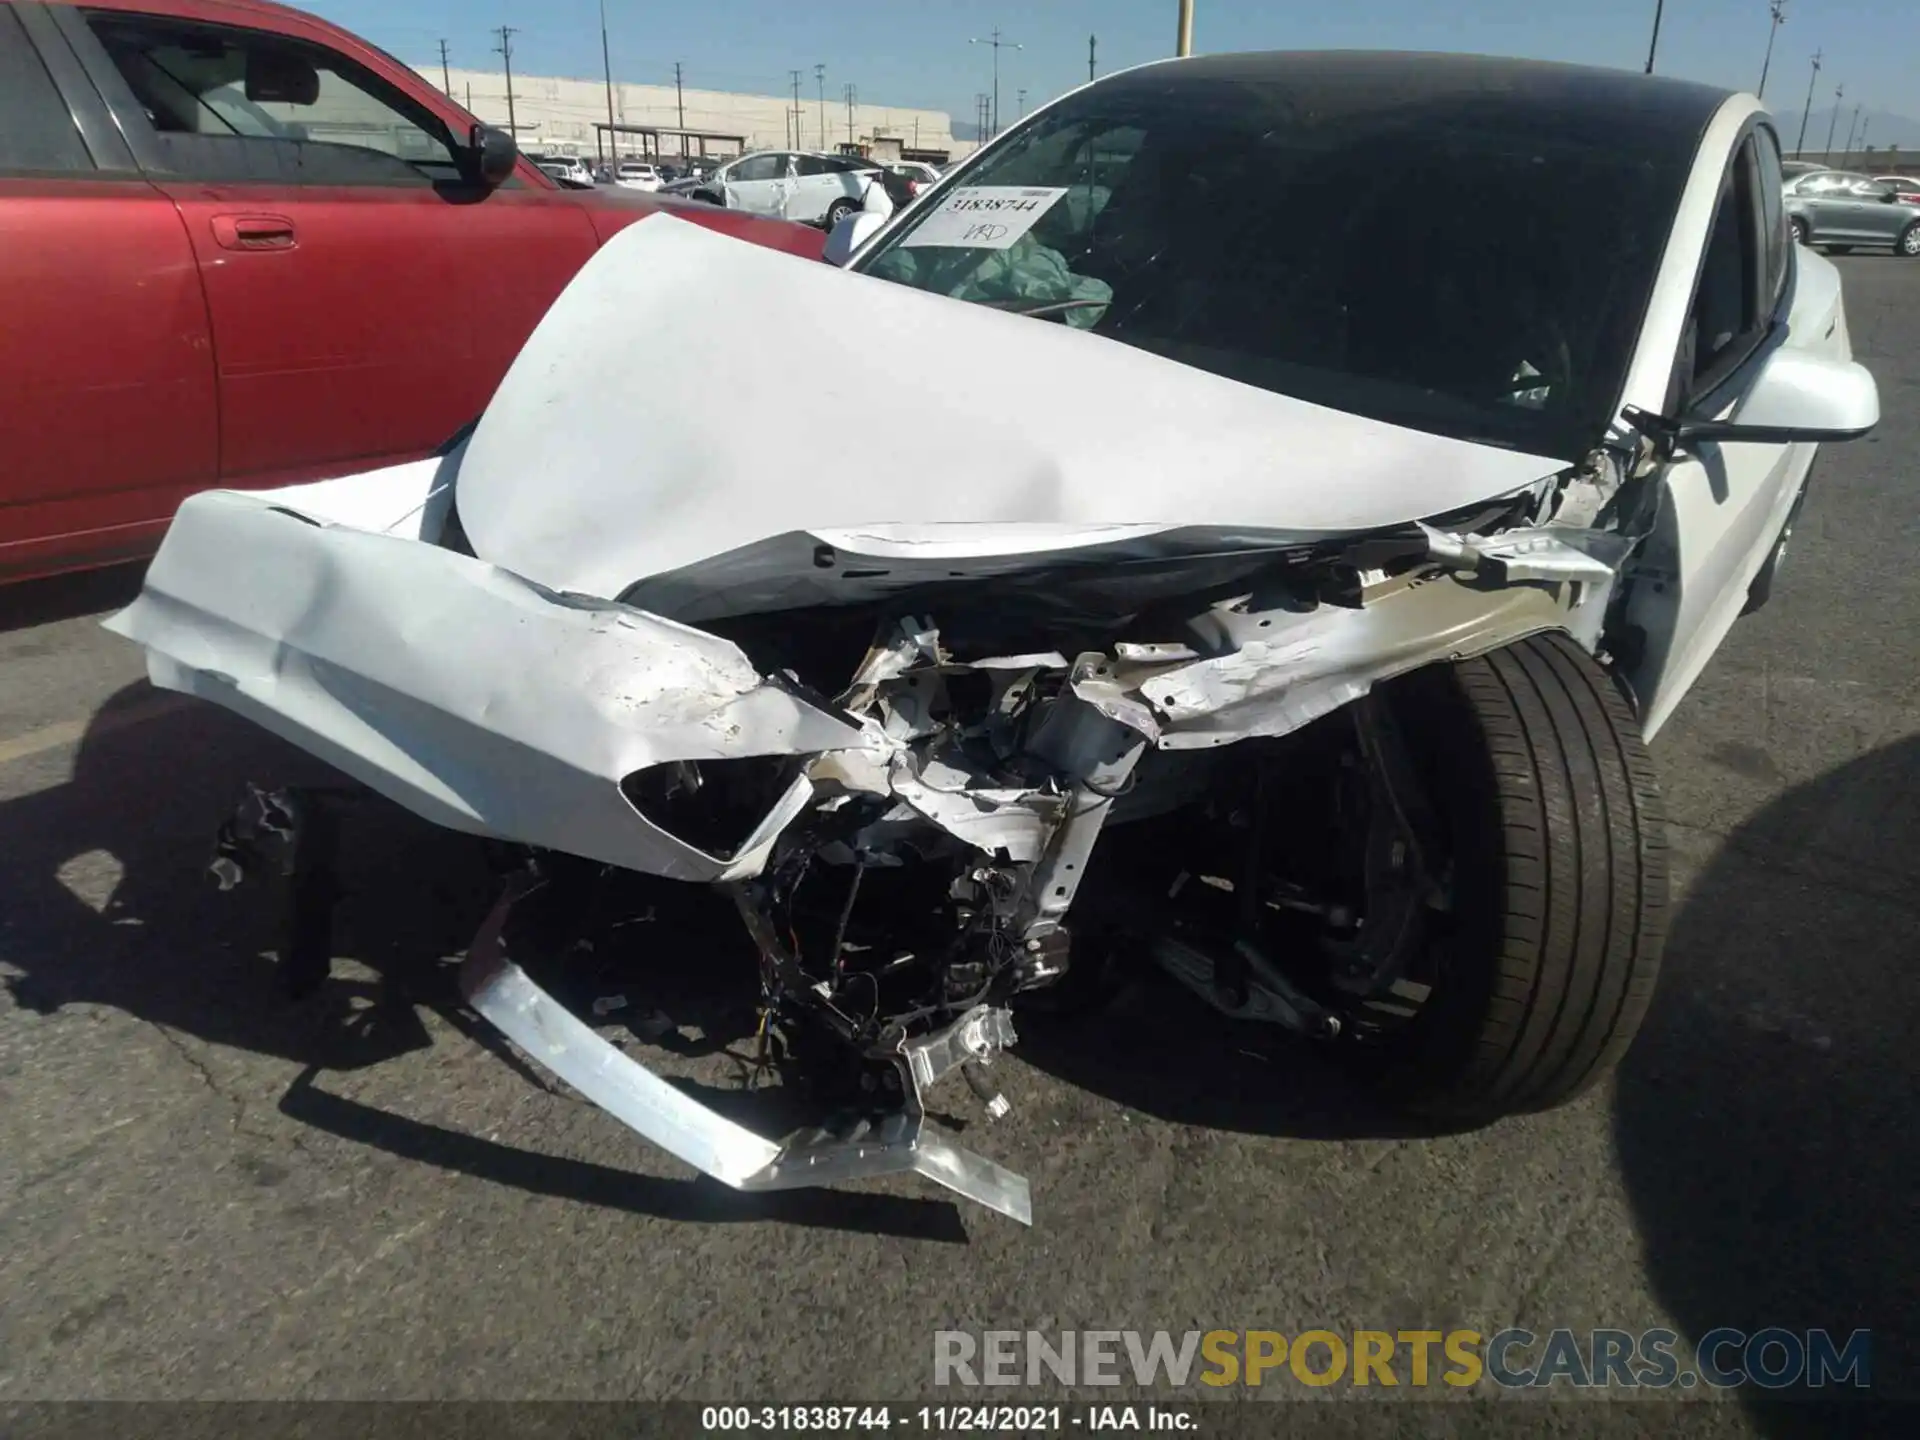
[1780,158,1827,178]
[1783,169,1920,254]
[694,150,880,225]
[1872,174,1920,205]
[537,159,594,190]
[0,0,827,582]
[615,161,662,191]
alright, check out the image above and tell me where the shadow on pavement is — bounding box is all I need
[0,682,964,1240]
[1614,735,1919,1427]
[0,564,147,635]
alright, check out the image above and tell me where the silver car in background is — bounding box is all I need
[1784,169,1920,255]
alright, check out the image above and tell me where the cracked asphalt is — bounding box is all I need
[1,259,1915,1432]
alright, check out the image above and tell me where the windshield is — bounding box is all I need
[856,71,1696,459]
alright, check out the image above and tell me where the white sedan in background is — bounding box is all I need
[614,162,662,192]
[699,150,883,225]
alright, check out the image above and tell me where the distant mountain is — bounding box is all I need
[1781,106,1920,157]
[951,118,985,141]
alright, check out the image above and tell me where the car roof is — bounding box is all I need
[1100,50,1732,141]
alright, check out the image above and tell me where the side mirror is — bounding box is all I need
[824,209,889,266]
[468,124,518,188]
[1676,347,1879,447]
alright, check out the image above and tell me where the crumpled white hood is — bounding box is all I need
[455,217,1567,602]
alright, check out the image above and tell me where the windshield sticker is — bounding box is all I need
[901,187,1070,249]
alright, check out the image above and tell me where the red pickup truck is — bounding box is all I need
[0,0,825,583]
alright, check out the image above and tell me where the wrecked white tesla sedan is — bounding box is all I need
[108,53,1878,1224]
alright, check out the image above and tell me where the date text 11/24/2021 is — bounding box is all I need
[700,1407,1195,1432]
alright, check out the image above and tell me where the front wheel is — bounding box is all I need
[1789,216,1809,245]
[1349,633,1669,1121]
[1899,222,1920,257]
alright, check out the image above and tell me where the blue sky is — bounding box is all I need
[310,0,1915,136]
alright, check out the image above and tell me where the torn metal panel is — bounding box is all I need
[1143,573,1586,749]
[104,489,869,880]
[460,877,1032,1223]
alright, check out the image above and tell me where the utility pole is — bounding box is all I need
[1758,0,1786,99]
[1859,116,1870,156]
[1176,0,1194,56]
[1843,102,1862,157]
[1645,0,1664,74]
[494,26,518,137]
[598,1,615,164]
[970,29,1022,141]
[790,70,803,153]
[674,61,685,140]
[815,64,827,150]
[1824,83,1844,163]
[844,82,856,149]
[1795,49,1821,154]
[437,39,451,97]
[1089,34,1096,82]
[1017,87,1027,119]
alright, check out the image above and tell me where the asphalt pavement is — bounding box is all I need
[1,259,1915,1432]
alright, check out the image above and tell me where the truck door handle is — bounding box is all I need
[212,214,297,250]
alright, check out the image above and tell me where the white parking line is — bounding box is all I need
[0,691,195,769]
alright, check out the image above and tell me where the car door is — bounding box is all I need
[1791,171,1851,239]
[1850,178,1907,242]
[720,152,781,214]
[54,2,597,488]
[1621,128,1806,736]
[789,152,841,221]
[0,0,216,580]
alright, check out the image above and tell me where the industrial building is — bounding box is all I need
[421,65,972,167]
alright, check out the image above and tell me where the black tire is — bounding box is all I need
[824,197,859,227]
[1899,222,1920,258]
[1827,245,1853,255]
[1352,632,1668,1121]
[1789,216,1809,245]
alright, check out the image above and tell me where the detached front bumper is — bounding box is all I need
[461,874,1032,1223]
[106,481,867,883]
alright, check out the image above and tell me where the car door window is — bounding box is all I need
[0,5,95,173]
[80,10,462,186]
[1752,126,1788,305]
[1678,140,1764,404]
[794,153,830,177]
[730,153,778,182]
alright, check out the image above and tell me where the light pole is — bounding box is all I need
[1795,49,1821,154]
[1824,83,1844,164]
[494,26,518,138]
[970,30,1022,141]
[598,2,615,163]
[1645,0,1664,74]
[815,64,827,151]
[1176,0,1194,57]
[1017,87,1027,118]
[1758,0,1787,99]
[1842,102,1862,158]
